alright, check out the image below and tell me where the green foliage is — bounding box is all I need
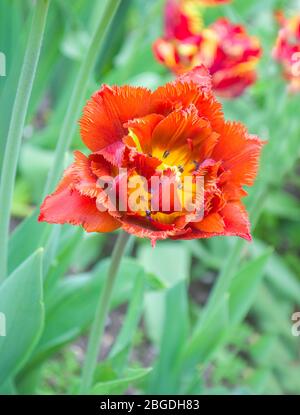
[0,250,44,388]
[91,367,152,395]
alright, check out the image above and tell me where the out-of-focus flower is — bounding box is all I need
[196,0,231,4]
[39,67,264,245]
[164,0,232,40]
[164,0,204,40]
[273,11,300,93]
[154,1,261,98]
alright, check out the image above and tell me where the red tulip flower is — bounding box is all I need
[164,0,232,41]
[273,11,300,93]
[164,0,204,40]
[196,0,231,4]
[39,67,264,245]
[154,1,261,98]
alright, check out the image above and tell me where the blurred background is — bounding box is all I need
[0,0,300,395]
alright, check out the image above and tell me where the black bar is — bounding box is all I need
[0,395,296,412]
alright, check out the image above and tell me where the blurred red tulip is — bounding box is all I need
[273,11,300,93]
[196,0,231,4]
[154,1,261,98]
[164,0,232,40]
[164,0,204,40]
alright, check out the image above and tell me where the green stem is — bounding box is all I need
[43,0,121,197]
[79,231,130,395]
[0,0,50,282]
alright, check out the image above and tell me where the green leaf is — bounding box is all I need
[91,367,152,395]
[252,283,295,340]
[251,240,300,304]
[138,242,190,287]
[247,369,271,394]
[249,335,277,366]
[264,191,300,221]
[11,178,32,218]
[229,250,272,325]
[0,249,44,386]
[44,227,83,292]
[183,296,229,370]
[186,240,221,270]
[144,271,167,291]
[182,251,270,379]
[109,270,145,370]
[26,258,144,369]
[60,29,91,61]
[19,144,54,204]
[8,209,50,274]
[138,242,191,345]
[71,233,105,273]
[148,280,190,394]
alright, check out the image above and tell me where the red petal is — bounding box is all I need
[122,148,161,178]
[193,91,224,130]
[177,65,212,90]
[164,0,201,40]
[71,151,99,198]
[89,152,114,178]
[150,66,213,115]
[171,200,251,241]
[212,121,264,188]
[220,201,251,240]
[192,212,225,232]
[151,105,218,167]
[80,85,152,161]
[61,151,113,199]
[212,71,257,98]
[39,187,120,233]
[120,216,187,243]
[152,38,180,70]
[124,113,164,154]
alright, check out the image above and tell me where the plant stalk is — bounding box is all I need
[79,231,130,394]
[0,0,50,282]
